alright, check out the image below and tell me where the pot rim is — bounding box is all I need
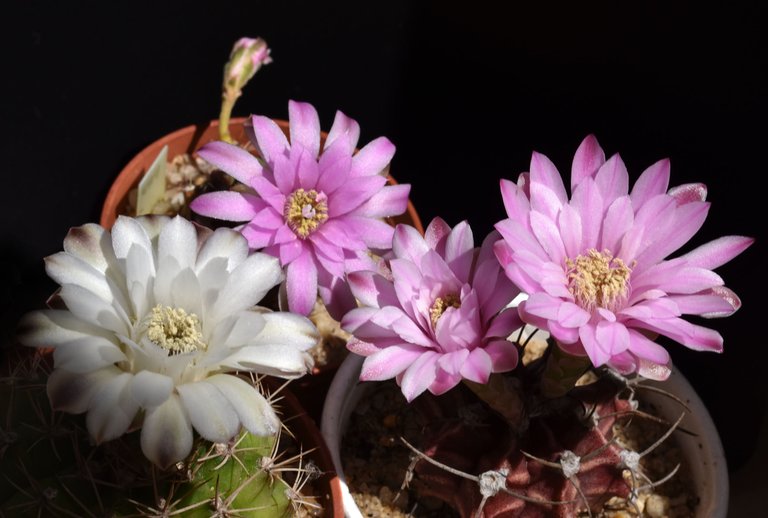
[321,353,729,518]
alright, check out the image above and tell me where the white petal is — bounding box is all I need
[169,268,203,318]
[207,374,279,436]
[86,372,138,443]
[219,344,313,378]
[196,227,249,273]
[209,253,283,323]
[17,310,116,347]
[140,394,193,468]
[47,366,122,414]
[53,337,127,373]
[125,244,156,317]
[112,216,153,262]
[45,252,127,309]
[220,310,267,348]
[63,223,114,273]
[130,370,175,407]
[59,284,130,335]
[177,381,241,443]
[158,216,198,273]
[248,311,318,350]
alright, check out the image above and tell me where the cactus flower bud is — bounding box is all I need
[224,37,272,91]
[219,37,272,143]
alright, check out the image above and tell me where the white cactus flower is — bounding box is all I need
[18,215,317,468]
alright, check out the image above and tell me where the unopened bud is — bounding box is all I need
[224,37,272,92]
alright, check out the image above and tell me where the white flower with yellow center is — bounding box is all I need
[18,215,317,468]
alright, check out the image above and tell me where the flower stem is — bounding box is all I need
[219,88,239,144]
[464,374,526,432]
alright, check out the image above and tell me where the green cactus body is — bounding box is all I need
[0,349,309,518]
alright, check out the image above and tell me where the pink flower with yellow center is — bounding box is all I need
[343,219,522,402]
[191,100,410,318]
[494,135,752,379]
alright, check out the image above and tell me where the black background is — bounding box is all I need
[2,0,766,511]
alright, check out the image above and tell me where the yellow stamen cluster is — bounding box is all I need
[429,293,461,327]
[284,188,328,239]
[566,249,632,312]
[147,305,206,354]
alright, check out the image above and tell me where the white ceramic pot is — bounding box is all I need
[320,353,728,518]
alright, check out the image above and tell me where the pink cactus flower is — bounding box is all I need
[191,100,410,318]
[343,219,522,402]
[494,135,753,379]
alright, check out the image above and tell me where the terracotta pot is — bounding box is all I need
[321,353,729,518]
[100,117,423,233]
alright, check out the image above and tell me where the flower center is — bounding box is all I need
[429,293,461,327]
[284,188,328,239]
[146,305,206,355]
[566,249,632,312]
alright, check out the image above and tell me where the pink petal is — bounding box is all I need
[360,345,428,382]
[630,158,670,208]
[486,308,524,339]
[249,175,286,211]
[570,177,604,250]
[484,338,519,372]
[347,336,382,356]
[273,150,298,194]
[424,217,452,253]
[373,306,433,348]
[399,351,439,402]
[285,249,318,315]
[393,224,430,264]
[295,143,321,189]
[557,302,591,328]
[350,137,395,177]
[570,134,605,191]
[631,316,724,352]
[316,266,358,320]
[599,196,633,254]
[240,221,278,249]
[494,219,548,262]
[557,204,583,259]
[595,321,630,359]
[460,348,493,384]
[635,201,710,267]
[668,287,741,318]
[594,154,629,207]
[277,239,304,265]
[342,307,384,335]
[637,359,671,380]
[520,292,562,321]
[347,271,398,309]
[494,242,542,295]
[342,216,395,250]
[196,141,263,185]
[677,235,754,270]
[607,351,637,375]
[250,114,289,164]
[530,211,566,264]
[500,178,532,226]
[317,147,352,194]
[329,175,387,217]
[420,249,461,289]
[639,265,723,295]
[324,109,360,154]
[288,100,321,158]
[444,222,475,285]
[627,329,670,364]
[579,324,610,367]
[190,192,264,222]
[668,182,707,204]
[529,151,567,219]
[349,184,410,219]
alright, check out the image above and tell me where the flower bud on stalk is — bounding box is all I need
[219,37,272,143]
